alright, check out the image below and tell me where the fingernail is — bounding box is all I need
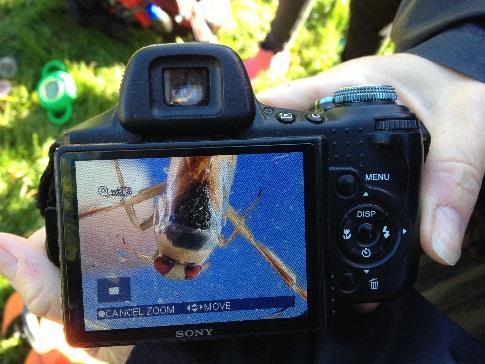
[431,206,463,265]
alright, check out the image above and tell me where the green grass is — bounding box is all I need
[0,0,357,361]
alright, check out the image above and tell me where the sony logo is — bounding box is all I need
[175,328,214,338]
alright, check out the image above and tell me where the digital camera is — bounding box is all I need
[37,43,430,347]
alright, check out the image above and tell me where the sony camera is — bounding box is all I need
[37,43,430,347]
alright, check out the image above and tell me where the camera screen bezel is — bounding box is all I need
[55,139,325,347]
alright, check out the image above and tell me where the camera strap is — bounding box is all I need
[36,142,61,266]
[37,142,60,216]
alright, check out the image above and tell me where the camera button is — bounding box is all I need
[338,272,359,293]
[356,222,379,247]
[305,112,323,124]
[361,247,372,259]
[276,111,296,124]
[339,203,399,265]
[336,174,356,197]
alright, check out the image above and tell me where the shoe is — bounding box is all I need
[1,291,23,336]
[243,48,275,80]
[1,292,71,364]
[24,350,70,364]
[0,292,97,363]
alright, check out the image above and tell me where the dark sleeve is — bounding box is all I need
[391,0,485,82]
[124,290,485,363]
[316,290,485,364]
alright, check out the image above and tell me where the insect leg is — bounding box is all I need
[225,205,308,300]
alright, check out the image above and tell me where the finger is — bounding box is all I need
[29,227,47,247]
[354,302,381,313]
[420,90,485,265]
[0,232,62,322]
[256,54,443,115]
[256,56,377,110]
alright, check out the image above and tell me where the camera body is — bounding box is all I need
[38,43,429,347]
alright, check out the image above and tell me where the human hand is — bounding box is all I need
[0,228,133,363]
[258,53,485,266]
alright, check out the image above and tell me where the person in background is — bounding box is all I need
[244,0,401,80]
[65,0,231,42]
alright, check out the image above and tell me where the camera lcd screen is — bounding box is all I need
[163,68,209,106]
[70,149,309,332]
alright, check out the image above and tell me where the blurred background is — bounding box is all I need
[0,0,395,360]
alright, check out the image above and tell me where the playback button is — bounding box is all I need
[276,111,296,124]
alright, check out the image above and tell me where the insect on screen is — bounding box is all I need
[74,151,308,331]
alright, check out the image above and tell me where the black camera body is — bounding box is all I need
[38,43,430,347]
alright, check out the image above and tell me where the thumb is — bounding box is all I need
[0,230,62,322]
[420,105,485,266]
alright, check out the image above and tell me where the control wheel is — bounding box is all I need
[338,203,403,267]
[333,85,397,104]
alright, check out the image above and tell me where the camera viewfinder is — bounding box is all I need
[164,68,209,106]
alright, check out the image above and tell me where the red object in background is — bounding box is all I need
[66,0,230,41]
[118,0,184,28]
[243,48,275,80]
[24,351,70,364]
[1,291,23,336]
[66,0,228,42]
[119,0,152,27]
[116,0,213,40]
[1,292,70,364]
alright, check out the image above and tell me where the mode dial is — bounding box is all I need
[333,85,397,104]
